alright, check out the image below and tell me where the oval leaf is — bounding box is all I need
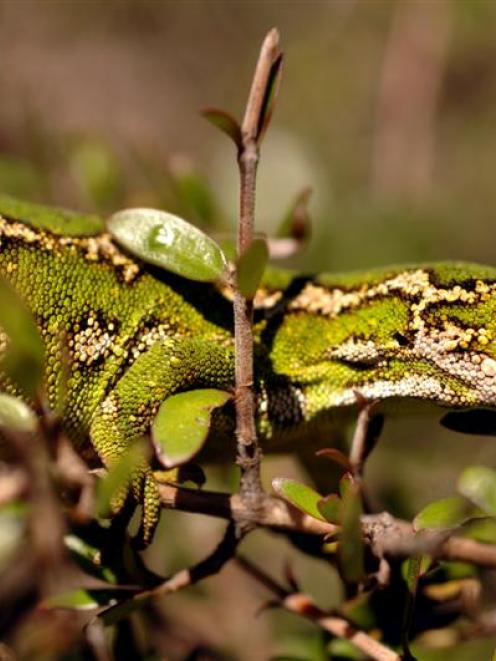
[0,393,37,433]
[0,278,44,394]
[0,194,103,236]
[108,208,227,282]
[42,588,129,611]
[458,465,496,516]
[64,534,117,584]
[236,238,269,299]
[202,108,242,149]
[152,389,231,468]
[413,495,475,531]
[318,494,342,525]
[272,477,326,521]
[339,482,364,583]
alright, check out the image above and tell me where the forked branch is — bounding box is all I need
[233,28,282,513]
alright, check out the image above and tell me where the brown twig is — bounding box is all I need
[99,523,240,624]
[233,28,282,514]
[349,396,382,485]
[152,522,238,597]
[156,483,496,569]
[236,555,401,661]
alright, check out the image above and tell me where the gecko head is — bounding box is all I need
[270,268,496,414]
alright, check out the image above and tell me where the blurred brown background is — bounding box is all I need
[2,1,496,659]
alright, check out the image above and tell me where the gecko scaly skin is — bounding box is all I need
[1,197,496,544]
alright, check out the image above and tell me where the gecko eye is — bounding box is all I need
[393,332,409,347]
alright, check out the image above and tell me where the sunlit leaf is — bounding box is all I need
[317,494,341,524]
[339,482,364,583]
[108,208,227,282]
[462,517,496,543]
[439,560,476,580]
[236,238,269,299]
[424,579,472,602]
[96,442,148,518]
[64,534,117,584]
[0,278,44,394]
[413,495,475,531]
[152,389,231,468]
[0,193,103,236]
[42,588,130,611]
[458,465,496,516]
[202,108,242,149]
[0,393,37,433]
[272,477,326,521]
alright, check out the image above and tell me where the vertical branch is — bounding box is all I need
[234,29,281,509]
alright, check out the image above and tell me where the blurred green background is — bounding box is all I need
[2,1,496,658]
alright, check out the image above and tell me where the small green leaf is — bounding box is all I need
[413,495,475,531]
[0,194,103,236]
[0,279,44,395]
[108,208,227,282]
[272,477,326,521]
[202,108,242,149]
[64,534,117,584]
[462,517,496,543]
[401,555,425,657]
[152,389,231,468]
[236,238,269,299]
[42,588,130,611]
[0,393,37,432]
[317,494,342,524]
[339,482,364,583]
[458,465,496,515]
[96,442,147,518]
[339,473,354,499]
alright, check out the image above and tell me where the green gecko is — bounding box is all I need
[1,195,496,545]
